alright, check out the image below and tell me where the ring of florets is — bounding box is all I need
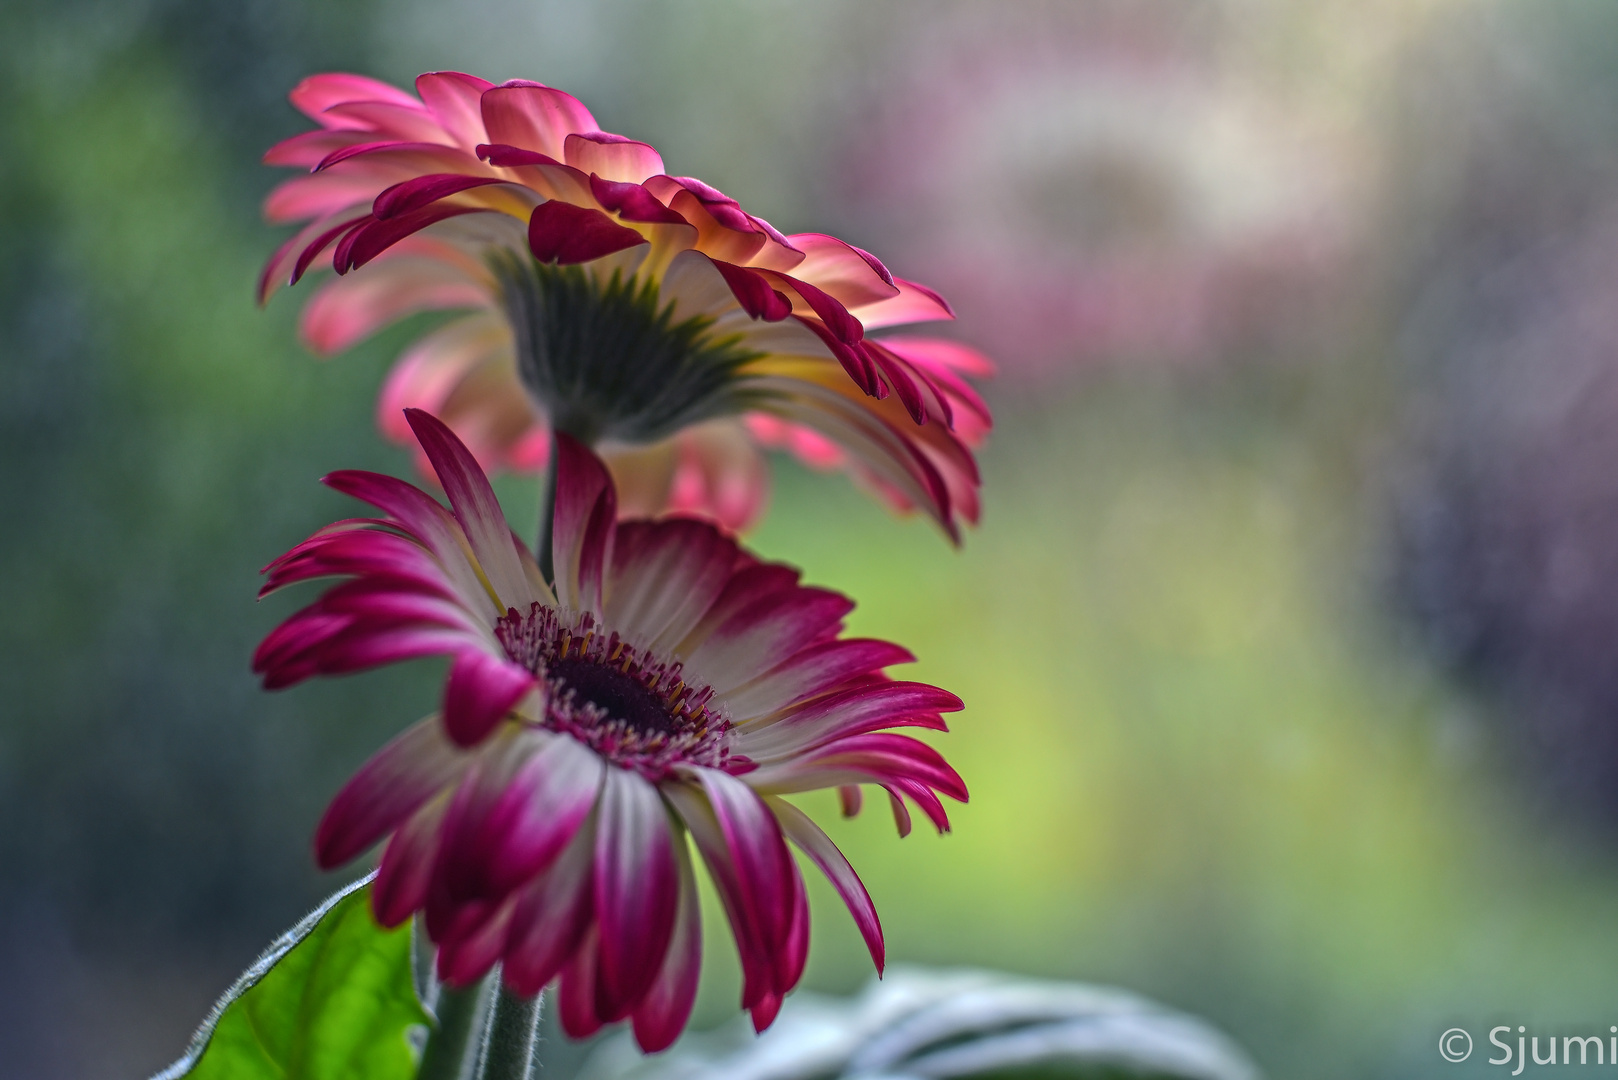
[494,603,733,779]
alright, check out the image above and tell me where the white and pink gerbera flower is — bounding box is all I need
[259,71,991,538]
[253,409,966,1051]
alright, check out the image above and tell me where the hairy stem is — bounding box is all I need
[416,977,492,1080]
[478,982,543,1080]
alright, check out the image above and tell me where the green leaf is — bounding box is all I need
[153,873,430,1080]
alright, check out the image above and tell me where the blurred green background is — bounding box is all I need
[8,1,1618,1077]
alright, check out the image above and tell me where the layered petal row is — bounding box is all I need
[261,72,992,539]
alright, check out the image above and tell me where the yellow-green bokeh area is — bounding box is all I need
[658,378,1618,1080]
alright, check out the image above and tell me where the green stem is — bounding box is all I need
[416,978,492,1080]
[478,982,543,1080]
[536,435,558,586]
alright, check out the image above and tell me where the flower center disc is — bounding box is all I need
[548,656,676,737]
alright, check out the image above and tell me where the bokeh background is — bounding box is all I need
[6,1,1618,1076]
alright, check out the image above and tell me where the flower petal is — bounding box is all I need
[766,795,883,972]
[565,132,665,184]
[416,71,495,150]
[593,768,678,1021]
[630,819,702,1052]
[551,433,616,613]
[527,200,647,265]
[405,408,533,608]
[442,648,537,746]
[504,811,599,996]
[315,716,470,867]
[481,82,599,160]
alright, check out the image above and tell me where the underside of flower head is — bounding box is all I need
[253,408,967,1050]
[260,71,993,538]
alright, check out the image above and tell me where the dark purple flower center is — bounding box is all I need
[493,603,730,779]
[547,657,677,737]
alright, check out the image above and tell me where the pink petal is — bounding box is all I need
[375,313,510,438]
[315,717,469,867]
[587,175,687,226]
[687,588,854,695]
[334,205,485,273]
[404,408,532,608]
[718,638,916,722]
[767,795,883,971]
[783,233,900,309]
[289,73,422,126]
[603,518,739,654]
[737,681,961,762]
[663,782,776,1012]
[557,929,606,1039]
[258,210,368,304]
[320,468,488,601]
[263,129,376,168]
[481,82,599,160]
[710,259,793,321]
[321,100,443,142]
[592,769,678,1022]
[416,71,495,150]
[686,768,795,988]
[630,821,702,1052]
[373,174,509,219]
[852,278,957,329]
[648,177,767,264]
[551,434,616,613]
[527,200,647,264]
[372,795,449,927]
[436,732,602,907]
[504,814,599,996]
[299,259,489,354]
[436,895,514,986]
[565,132,665,184]
[442,649,537,746]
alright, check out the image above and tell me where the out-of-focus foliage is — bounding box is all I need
[582,967,1261,1080]
[8,2,1618,1080]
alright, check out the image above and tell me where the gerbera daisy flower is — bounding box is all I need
[259,71,992,538]
[253,408,966,1051]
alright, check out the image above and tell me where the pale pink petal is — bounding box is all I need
[289,73,422,127]
[849,277,956,329]
[321,100,444,142]
[564,131,664,183]
[375,313,510,442]
[416,71,495,150]
[785,233,900,309]
[481,82,600,160]
[603,518,738,653]
[298,258,489,354]
[735,681,960,762]
[686,587,854,695]
[592,768,678,1021]
[662,781,775,1013]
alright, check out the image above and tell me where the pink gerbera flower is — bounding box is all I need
[253,409,967,1051]
[260,72,991,538]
